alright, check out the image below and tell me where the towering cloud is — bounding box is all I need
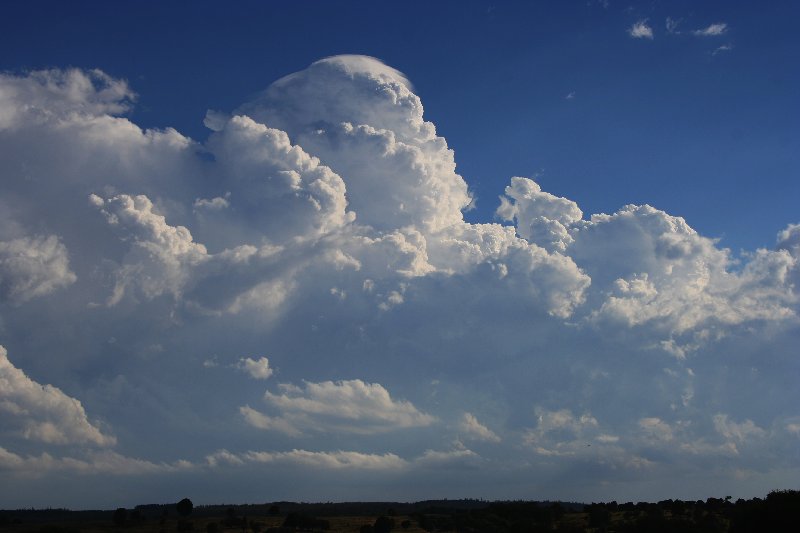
[0,56,797,506]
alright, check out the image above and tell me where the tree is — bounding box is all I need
[177,499,193,518]
[113,508,128,527]
[373,515,395,533]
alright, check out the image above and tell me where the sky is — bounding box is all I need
[0,0,798,509]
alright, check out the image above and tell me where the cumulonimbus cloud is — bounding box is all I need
[0,56,798,503]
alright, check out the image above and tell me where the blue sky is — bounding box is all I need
[0,1,799,509]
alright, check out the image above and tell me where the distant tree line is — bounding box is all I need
[1,490,797,533]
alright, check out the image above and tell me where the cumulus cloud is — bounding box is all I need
[206,444,478,471]
[0,346,115,446]
[235,356,273,379]
[245,379,435,435]
[92,194,209,303]
[239,405,302,437]
[0,447,192,476]
[0,236,76,303]
[0,68,134,130]
[498,177,582,253]
[459,412,500,442]
[522,408,600,456]
[495,184,798,345]
[629,19,654,39]
[209,448,408,471]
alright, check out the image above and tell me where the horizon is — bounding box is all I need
[1,0,799,509]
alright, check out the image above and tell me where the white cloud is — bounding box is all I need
[94,194,209,303]
[777,223,800,252]
[712,44,733,56]
[0,68,134,130]
[242,449,407,470]
[255,379,436,434]
[206,447,407,470]
[0,346,115,447]
[522,408,601,456]
[628,19,654,39]
[0,447,192,476]
[0,236,76,303]
[236,356,273,379]
[239,405,302,437]
[459,412,500,442]
[497,177,582,252]
[638,417,675,441]
[236,56,469,235]
[206,444,478,471]
[713,414,766,443]
[193,194,230,211]
[414,445,480,468]
[693,23,728,37]
[0,56,798,504]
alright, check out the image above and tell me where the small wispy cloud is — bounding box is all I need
[712,43,734,56]
[694,22,728,37]
[629,19,654,39]
[565,91,576,100]
[665,17,681,34]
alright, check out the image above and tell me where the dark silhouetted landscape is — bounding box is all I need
[2,489,798,533]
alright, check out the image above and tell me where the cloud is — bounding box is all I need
[193,194,230,211]
[496,188,798,341]
[206,444,478,471]
[498,177,582,253]
[628,19,654,39]
[0,56,798,503]
[0,68,134,130]
[0,236,76,303]
[233,449,407,470]
[92,194,209,304]
[235,356,273,379]
[459,412,500,442]
[239,405,302,437]
[0,447,192,477]
[522,408,600,456]
[665,17,681,34]
[693,23,728,37]
[712,44,734,56]
[247,379,436,435]
[713,414,766,444]
[0,346,115,447]
[414,444,480,469]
